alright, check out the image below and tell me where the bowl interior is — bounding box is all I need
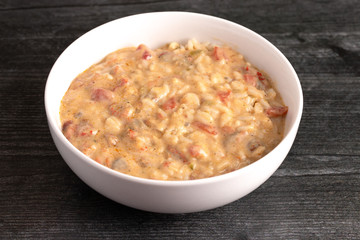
[45,12,302,177]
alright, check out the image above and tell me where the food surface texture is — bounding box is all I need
[60,39,288,180]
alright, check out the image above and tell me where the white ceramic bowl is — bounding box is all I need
[45,12,303,213]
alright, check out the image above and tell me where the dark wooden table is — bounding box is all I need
[1,0,359,239]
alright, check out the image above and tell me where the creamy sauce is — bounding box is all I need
[60,40,288,180]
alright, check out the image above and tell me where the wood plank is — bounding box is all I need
[0,171,358,239]
[0,0,359,39]
[0,0,359,239]
[0,0,170,10]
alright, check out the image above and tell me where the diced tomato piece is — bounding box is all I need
[162,97,177,111]
[109,103,134,119]
[213,46,226,60]
[167,146,188,162]
[109,103,122,117]
[142,51,152,60]
[188,145,207,158]
[77,122,97,137]
[162,161,171,167]
[140,146,148,151]
[91,88,114,102]
[137,44,152,60]
[266,106,288,117]
[218,90,232,104]
[193,121,218,135]
[127,129,137,139]
[257,71,265,81]
[244,74,257,86]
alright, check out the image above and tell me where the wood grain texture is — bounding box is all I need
[0,0,359,239]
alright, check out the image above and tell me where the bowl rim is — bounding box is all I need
[45,11,303,187]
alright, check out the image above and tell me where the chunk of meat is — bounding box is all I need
[161,97,177,111]
[193,121,218,135]
[91,88,114,102]
[266,106,288,117]
[62,120,76,139]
